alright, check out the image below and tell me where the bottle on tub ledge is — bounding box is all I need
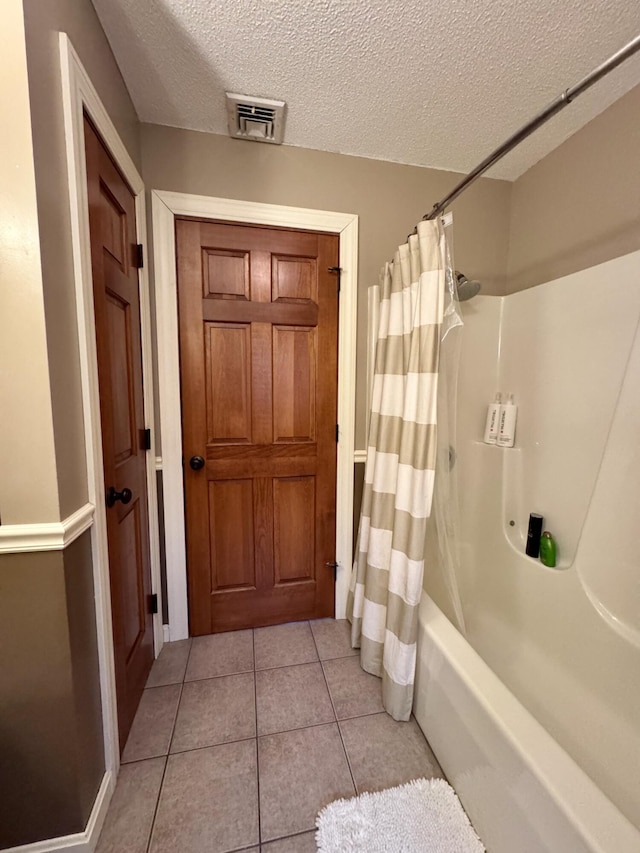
[497,393,518,447]
[483,391,502,444]
[525,513,543,558]
[539,531,557,568]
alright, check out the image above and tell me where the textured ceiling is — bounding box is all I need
[91,0,640,180]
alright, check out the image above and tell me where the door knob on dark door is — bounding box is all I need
[189,455,205,471]
[106,486,133,508]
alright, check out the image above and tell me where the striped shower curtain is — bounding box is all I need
[347,219,446,721]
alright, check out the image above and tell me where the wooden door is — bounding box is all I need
[84,116,154,749]
[176,219,339,634]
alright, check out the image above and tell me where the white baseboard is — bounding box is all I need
[2,771,113,853]
[163,624,171,643]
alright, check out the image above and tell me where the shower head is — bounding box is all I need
[455,271,482,301]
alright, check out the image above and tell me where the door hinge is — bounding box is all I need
[149,593,158,615]
[328,266,342,293]
[142,428,151,451]
[335,424,339,442]
[325,561,339,581]
[134,243,144,268]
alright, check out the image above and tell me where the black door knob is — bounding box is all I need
[189,455,205,471]
[106,486,133,508]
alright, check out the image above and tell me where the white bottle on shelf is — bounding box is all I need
[497,393,517,447]
[483,392,502,444]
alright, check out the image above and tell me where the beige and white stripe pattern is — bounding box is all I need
[348,219,446,721]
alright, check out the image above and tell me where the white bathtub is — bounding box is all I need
[413,594,640,853]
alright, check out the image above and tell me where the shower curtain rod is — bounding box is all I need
[424,33,640,220]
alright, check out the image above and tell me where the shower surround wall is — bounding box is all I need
[423,251,640,832]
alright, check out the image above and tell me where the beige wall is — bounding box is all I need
[140,124,512,446]
[0,532,102,847]
[1,0,142,525]
[0,550,77,847]
[0,2,139,845]
[64,532,105,825]
[507,83,640,293]
[0,0,59,524]
[22,0,142,518]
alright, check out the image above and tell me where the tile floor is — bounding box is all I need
[97,619,444,853]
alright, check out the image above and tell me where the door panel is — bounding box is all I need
[84,116,154,749]
[272,255,317,302]
[105,292,135,461]
[208,479,256,592]
[119,504,145,654]
[203,248,250,300]
[273,476,316,584]
[205,323,252,443]
[177,219,338,634]
[272,326,316,442]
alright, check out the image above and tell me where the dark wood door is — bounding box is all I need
[84,116,154,749]
[176,219,339,634]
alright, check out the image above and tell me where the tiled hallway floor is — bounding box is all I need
[97,619,444,853]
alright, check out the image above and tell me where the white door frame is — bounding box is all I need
[59,34,164,791]
[152,190,358,640]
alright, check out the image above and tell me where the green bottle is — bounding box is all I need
[539,532,557,568]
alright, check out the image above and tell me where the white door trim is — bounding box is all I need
[59,33,164,793]
[152,190,358,640]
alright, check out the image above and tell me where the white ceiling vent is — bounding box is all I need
[225,93,286,144]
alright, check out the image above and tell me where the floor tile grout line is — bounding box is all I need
[165,643,191,753]
[254,619,318,672]
[184,668,254,683]
[125,714,391,770]
[180,654,360,684]
[258,711,337,740]
[141,681,184,693]
[253,649,355,672]
[309,623,358,665]
[255,658,335,738]
[312,628,358,795]
[144,638,194,852]
[144,754,169,853]
[165,733,257,758]
[145,637,193,689]
[252,628,262,849]
[137,710,390,763]
[309,627,335,718]
[262,827,318,846]
[319,662,388,718]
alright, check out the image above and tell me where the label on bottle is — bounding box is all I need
[484,403,501,444]
[497,404,517,447]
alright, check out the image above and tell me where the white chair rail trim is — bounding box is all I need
[154,453,365,469]
[0,503,95,554]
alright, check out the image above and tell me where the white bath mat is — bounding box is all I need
[316,777,485,852]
